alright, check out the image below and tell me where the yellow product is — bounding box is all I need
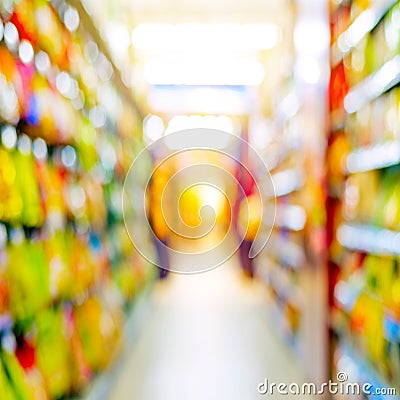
[302,177,325,227]
[327,133,350,190]
[77,119,98,171]
[0,46,17,82]
[374,172,400,229]
[0,354,19,400]
[366,298,385,363]
[113,260,137,300]
[0,47,20,124]
[36,161,66,217]
[69,237,96,298]
[34,0,67,67]
[6,240,51,322]
[118,225,134,257]
[351,0,371,19]
[363,255,393,305]
[0,148,23,222]
[344,171,379,222]
[285,303,300,333]
[352,294,384,363]
[45,232,73,300]
[372,24,389,72]
[2,350,33,400]
[383,184,400,231]
[35,309,73,399]
[13,0,36,41]
[349,37,368,86]
[14,150,44,227]
[74,297,114,371]
[179,185,202,228]
[84,177,107,231]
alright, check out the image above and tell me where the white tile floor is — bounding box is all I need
[109,253,312,400]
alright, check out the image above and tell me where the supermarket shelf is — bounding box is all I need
[331,0,397,67]
[267,233,305,269]
[259,270,302,353]
[335,279,400,343]
[64,0,143,119]
[332,309,400,346]
[337,223,400,256]
[262,291,301,354]
[256,258,303,308]
[345,140,400,173]
[80,285,154,400]
[344,55,400,113]
[336,343,399,400]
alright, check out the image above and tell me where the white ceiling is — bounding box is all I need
[83,0,294,115]
[95,0,291,24]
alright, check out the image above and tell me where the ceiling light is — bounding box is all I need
[165,115,234,136]
[132,23,281,52]
[144,59,264,86]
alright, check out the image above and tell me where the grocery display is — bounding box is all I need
[329,0,400,396]
[0,1,155,399]
[250,1,330,386]
[5,0,400,398]
[253,101,329,386]
[253,115,306,340]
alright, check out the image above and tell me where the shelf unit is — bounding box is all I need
[331,0,397,66]
[0,1,155,398]
[253,81,328,387]
[249,1,330,387]
[253,100,306,344]
[328,0,400,397]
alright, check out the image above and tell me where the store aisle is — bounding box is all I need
[109,252,312,400]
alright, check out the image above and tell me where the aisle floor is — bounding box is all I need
[109,253,312,400]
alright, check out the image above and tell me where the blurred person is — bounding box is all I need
[235,155,259,278]
[237,192,262,278]
[147,161,172,279]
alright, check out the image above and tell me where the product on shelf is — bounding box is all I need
[252,110,318,356]
[329,0,400,394]
[0,0,155,398]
